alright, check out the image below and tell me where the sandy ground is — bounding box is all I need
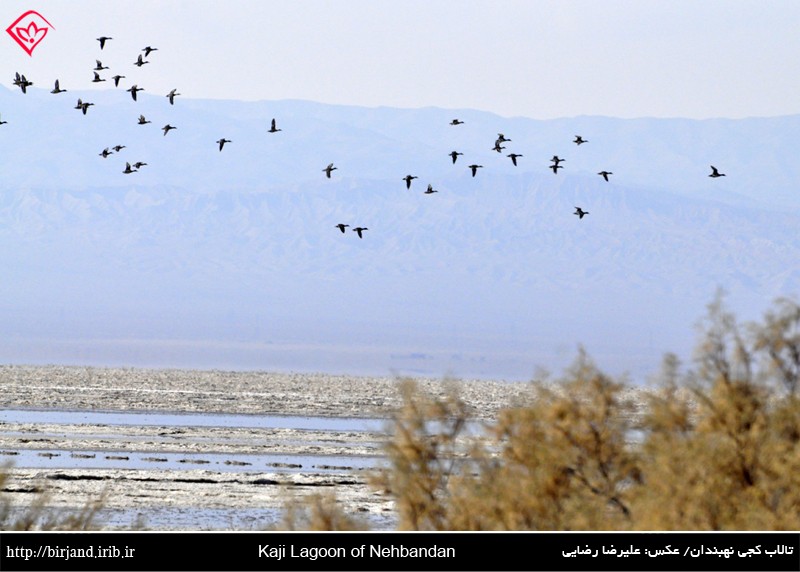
[1,365,538,530]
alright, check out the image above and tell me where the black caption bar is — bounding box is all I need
[1,531,798,571]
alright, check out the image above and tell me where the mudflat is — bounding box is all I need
[0,365,535,530]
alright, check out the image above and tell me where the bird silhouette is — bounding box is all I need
[112,145,126,152]
[574,207,589,219]
[75,99,93,115]
[449,151,463,164]
[134,54,149,67]
[127,85,143,101]
[142,46,158,57]
[137,114,151,125]
[122,162,137,174]
[496,133,511,143]
[112,75,125,87]
[97,37,112,49]
[550,164,563,174]
[92,72,106,83]
[468,164,483,177]
[268,118,281,133]
[352,227,368,238]
[94,60,109,71]
[323,163,337,178]
[550,155,565,165]
[335,224,349,233]
[162,124,177,136]
[709,165,726,178]
[491,141,506,153]
[0,114,7,125]
[508,153,523,166]
[598,171,613,181]
[166,89,180,105]
[574,135,588,145]
[15,74,33,93]
[450,119,464,125]
[217,138,231,151]
[133,161,148,169]
[99,148,113,158]
[403,175,418,189]
[50,79,66,94]
[425,184,438,194]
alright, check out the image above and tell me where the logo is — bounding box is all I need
[6,10,54,56]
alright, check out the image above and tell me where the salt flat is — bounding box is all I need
[0,365,535,530]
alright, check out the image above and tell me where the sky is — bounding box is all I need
[2,0,799,120]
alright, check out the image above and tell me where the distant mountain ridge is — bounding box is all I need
[0,84,797,380]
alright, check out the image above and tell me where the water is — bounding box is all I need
[1,448,383,473]
[0,408,388,432]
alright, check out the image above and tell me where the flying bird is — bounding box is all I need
[50,79,66,94]
[75,99,93,115]
[352,227,368,238]
[134,54,149,67]
[112,145,126,152]
[133,161,148,169]
[598,171,613,182]
[709,165,726,178]
[335,224,349,233]
[425,184,438,194]
[0,115,7,125]
[94,60,109,71]
[449,151,463,164]
[323,163,337,178]
[496,133,511,143]
[162,124,177,136]
[268,118,281,133]
[137,114,151,125]
[216,138,231,151]
[550,164,563,174]
[166,88,180,105]
[127,85,144,100]
[550,155,565,165]
[122,162,137,174]
[142,46,158,57]
[491,141,506,153]
[92,72,106,83]
[574,135,588,145]
[507,153,523,166]
[402,175,418,189]
[574,207,589,219]
[450,119,464,125]
[468,164,483,177]
[15,74,33,93]
[97,37,112,50]
[98,147,113,158]
[112,75,125,87]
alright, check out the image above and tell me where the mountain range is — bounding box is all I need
[0,83,798,381]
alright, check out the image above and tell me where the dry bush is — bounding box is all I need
[634,293,800,529]
[276,492,368,531]
[0,464,106,530]
[368,293,800,531]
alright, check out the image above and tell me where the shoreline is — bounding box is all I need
[0,365,534,530]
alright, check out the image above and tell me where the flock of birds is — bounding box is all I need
[2,35,729,238]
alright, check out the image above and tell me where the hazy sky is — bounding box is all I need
[2,1,799,119]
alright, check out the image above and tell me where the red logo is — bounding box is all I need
[6,10,54,56]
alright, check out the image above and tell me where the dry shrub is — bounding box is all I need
[276,492,368,531]
[0,464,106,530]
[370,293,800,531]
